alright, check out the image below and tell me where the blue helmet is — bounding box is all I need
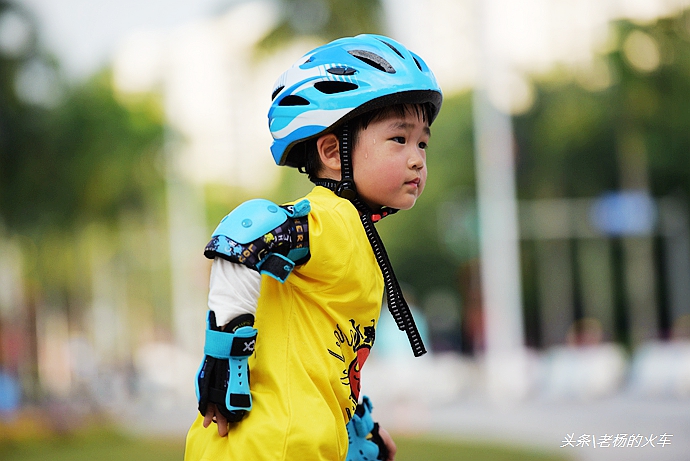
[268,34,443,167]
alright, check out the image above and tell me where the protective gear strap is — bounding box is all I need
[346,396,387,461]
[355,200,426,357]
[204,327,257,359]
[256,253,295,283]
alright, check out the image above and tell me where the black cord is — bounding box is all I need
[311,181,427,356]
[335,125,357,200]
[353,197,427,357]
[311,123,427,356]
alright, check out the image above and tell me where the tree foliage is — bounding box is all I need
[514,13,690,202]
[2,75,165,233]
[511,13,690,346]
[0,1,165,235]
[256,0,384,51]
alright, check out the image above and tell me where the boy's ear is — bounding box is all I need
[316,133,341,172]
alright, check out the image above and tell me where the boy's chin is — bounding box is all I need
[360,193,418,211]
[385,198,418,211]
[395,202,416,211]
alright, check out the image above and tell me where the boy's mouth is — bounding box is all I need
[405,178,421,187]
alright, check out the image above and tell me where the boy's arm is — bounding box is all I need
[196,198,311,435]
[208,258,261,327]
[203,259,260,437]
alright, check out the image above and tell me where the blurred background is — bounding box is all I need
[1,0,690,460]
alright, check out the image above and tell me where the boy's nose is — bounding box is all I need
[408,149,425,169]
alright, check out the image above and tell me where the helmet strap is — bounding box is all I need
[353,195,427,357]
[309,126,427,357]
[336,124,357,201]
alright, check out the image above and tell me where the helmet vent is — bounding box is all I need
[412,56,423,71]
[327,66,357,76]
[271,86,285,101]
[279,95,310,106]
[348,50,395,73]
[314,81,358,94]
[377,39,404,59]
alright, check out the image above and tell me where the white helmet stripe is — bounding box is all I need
[271,107,353,140]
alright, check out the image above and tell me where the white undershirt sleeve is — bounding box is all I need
[208,258,261,327]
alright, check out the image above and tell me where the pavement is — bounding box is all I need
[364,346,690,461]
[423,395,690,461]
[111,343,690,461]
[114,390,690,461]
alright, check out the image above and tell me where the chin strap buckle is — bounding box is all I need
[337,180,357,200]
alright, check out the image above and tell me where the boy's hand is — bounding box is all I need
[377,425,397,461]
[203,403,229,437]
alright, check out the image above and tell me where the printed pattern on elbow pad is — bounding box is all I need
[204,198,310,282]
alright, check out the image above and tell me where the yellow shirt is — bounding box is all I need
[185,186,384,461]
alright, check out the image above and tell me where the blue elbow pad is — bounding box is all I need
[204,198,311,282]
[346,396,388,461]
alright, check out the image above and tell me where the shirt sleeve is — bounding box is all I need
[208,258,261,327]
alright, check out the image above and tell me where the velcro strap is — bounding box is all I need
[204,327,257,359]
[282,199,310,218]
[204,329,233,359]
[229,393,251,408]
[257,253,295,283]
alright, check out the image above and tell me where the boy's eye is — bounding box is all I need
[418,141,428,149]
[391,136,406,144]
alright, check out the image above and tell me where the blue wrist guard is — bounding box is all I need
[196,311,257,422]
[346,396,388,461]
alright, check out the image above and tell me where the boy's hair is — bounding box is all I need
[299,102,435,181]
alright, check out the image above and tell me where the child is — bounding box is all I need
[185,34,442,461]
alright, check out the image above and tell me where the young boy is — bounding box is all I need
[185,34,442,461]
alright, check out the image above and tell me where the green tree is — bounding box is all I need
[0,1,166,235]
[0,0,167,396]
[512,12,690,346]
[258,0,384,51]
[514,13,690,201]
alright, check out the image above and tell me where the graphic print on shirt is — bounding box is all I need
[328,318,376,418]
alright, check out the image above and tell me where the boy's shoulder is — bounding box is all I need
[297,186,361,226]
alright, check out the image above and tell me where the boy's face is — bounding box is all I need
[352,110,430,210]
